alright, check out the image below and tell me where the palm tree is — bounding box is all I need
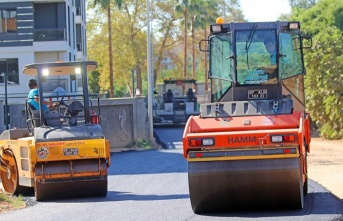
[93,0,122,98]
[188,0,217,79]
[175,0,190,78]
[188,1,200,79]
[193,0,219,91]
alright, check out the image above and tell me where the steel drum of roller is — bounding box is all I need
[34,177,107,201]
[188,157,304,213]
[33,157,109,201]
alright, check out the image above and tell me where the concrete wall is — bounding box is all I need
[0,97,148,149]
[98,97,147,148]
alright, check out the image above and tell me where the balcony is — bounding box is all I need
[34,29,66,42]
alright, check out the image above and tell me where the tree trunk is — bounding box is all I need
[155,23,172,87]
[107,5,114,98]
[183,7,188,78]
[204,28,208,92]
[192,17,195,79]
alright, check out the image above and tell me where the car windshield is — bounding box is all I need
[235,29,278,85]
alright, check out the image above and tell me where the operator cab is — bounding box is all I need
[199,18,312,116]
[200,19,311,104]
[23,61,101,135]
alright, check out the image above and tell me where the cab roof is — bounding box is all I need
[23,61,97,76]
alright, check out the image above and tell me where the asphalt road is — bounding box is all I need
[1,127,343,221]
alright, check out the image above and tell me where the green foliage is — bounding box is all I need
[135,139,152,149]
[0,193,25,211]
[88,70,101,94]
[289,0,317,9]
[88,0,246,96]
[292,0,343,139]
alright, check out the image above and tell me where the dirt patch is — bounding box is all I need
[308,138,343,199]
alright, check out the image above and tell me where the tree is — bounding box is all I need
[120,1,147,95]
[153,0,180,86]
[175,0,190,78]
[218,0,245,22]
[93,0,122,98]
[289,0,317,9]
[191,0,219,91]
[89,0,149,96]
[88,70,101,94]
[291,0,343,139]
[192,0,243,91]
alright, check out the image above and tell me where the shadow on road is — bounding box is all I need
[105,191,189,201]
[191,179,343,218]
[154,127,184,149]
[108,149,187,175]
[49,179,342,219]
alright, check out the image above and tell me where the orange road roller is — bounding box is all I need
[183,19,312,213]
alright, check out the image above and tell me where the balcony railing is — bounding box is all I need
[34,29,66,41]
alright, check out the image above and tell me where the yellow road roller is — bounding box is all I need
[0,61,110,201]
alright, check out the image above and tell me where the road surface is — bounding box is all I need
[0,128,342,221]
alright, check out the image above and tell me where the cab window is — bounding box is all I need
[209,34,233,81]
[279,32,304,79]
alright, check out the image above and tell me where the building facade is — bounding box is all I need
[0,0,87,104]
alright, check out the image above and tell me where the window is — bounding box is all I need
[0,9,17,33]
[235,29,278,85]
[279,32,304,79]
[209,34,233,81]
[209,34,233,102]
[0,58,19,85]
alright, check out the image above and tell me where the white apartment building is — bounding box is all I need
[0,0,87,104]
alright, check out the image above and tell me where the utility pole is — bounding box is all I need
[147,0,154,143]
[4,71,8,130]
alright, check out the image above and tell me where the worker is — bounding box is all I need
[27,79,55,112]
[263,37,277,65]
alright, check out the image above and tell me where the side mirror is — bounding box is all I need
[301,36,312,49]
[199,39,210,52]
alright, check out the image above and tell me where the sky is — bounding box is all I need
[240,0,292,22]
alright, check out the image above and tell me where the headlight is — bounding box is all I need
[189,138,215,146]
[202,138,214,146]
[270,134,296,143]
[211,25,222,33]
[271,135,283,142]
[288,22,300,29]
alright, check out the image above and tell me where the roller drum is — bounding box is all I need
[188,157,303,213]
[35,176,107,201]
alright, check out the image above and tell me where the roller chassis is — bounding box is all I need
[184,110,310,212]
[0,61,110,201]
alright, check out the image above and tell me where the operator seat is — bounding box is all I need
[26,101,42,134]
[164,89,174,103]
[186,88,196,102]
